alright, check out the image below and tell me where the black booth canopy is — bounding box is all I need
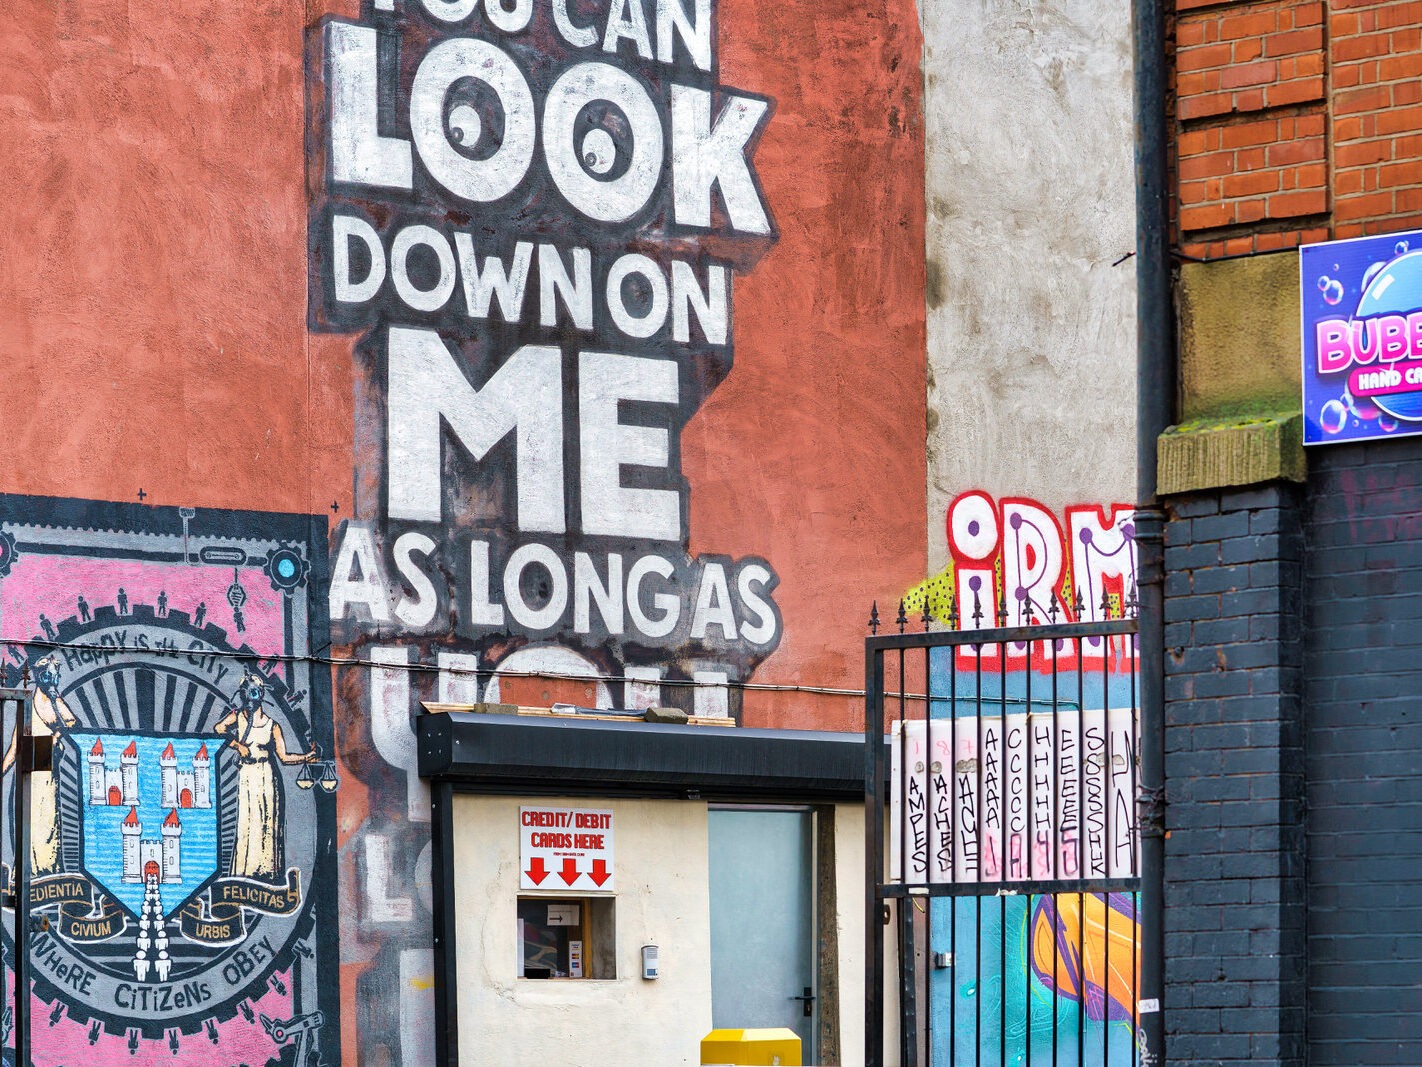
[416,710,867,803]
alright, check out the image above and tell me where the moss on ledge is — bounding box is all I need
[1158,412,1305,495]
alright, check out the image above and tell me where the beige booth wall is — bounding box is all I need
[835,802,867,1067]
[454,795,713,1067]
[452,794,868,1067]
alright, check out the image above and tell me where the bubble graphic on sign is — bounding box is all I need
[1363,261,1387,288]
[1344,386,1380,421]
[1317,275,1344,306]
[1397,241,1410,256]
[1356,251,1422,421]
[1319,399,1348,435]
[1381,415,1399,433]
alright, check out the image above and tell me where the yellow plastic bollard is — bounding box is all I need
[700,1027,802,1066]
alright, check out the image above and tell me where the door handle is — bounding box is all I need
[788,987,816,1017]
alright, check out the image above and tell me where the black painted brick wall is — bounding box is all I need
[1305,437,1422,1066]
[1163,483,1306,1067]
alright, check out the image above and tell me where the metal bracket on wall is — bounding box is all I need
[1137,785,1167,839]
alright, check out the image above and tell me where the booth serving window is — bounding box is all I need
[517,897,616,979]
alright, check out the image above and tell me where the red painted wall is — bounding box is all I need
[689,0,927,728]
[2,0,924,731]
[1,0,925,1058]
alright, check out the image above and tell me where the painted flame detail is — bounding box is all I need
[1031,892,1141,1028]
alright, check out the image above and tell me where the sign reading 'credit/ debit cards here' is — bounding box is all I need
[520,807,615,892]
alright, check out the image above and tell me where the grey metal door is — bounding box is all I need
[708,807,816,1060]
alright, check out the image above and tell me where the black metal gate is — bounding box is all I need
[865,596,1145,1067]
[2,686,42,1067]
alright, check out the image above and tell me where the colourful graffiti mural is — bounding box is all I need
[894,491,1141,1065]
[1033,892,1140,1029]
[910,493,1137,621]
[0,496,337,1066]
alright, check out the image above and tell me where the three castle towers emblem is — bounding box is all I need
[87,739,212,885]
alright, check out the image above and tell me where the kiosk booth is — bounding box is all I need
[417,708,867,1067]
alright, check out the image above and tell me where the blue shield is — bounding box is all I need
[70,732,223,919]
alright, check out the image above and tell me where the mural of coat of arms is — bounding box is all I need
[0,496,338,1067]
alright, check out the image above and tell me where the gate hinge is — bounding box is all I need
[1137,786,1166,839]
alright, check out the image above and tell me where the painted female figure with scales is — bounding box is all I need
[2,654,78,876]
[213,671,316,882]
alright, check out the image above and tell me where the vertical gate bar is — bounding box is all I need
[866,646,886,1067]
[1131,645,1140,1067]
[925,644,934,1063]
[15,693,30,1067]
[2,695,10,1067]
[950,642,958,1067]
[1076,637,1086,1067]
[999,891,1006,1067]
[1051,635,1060,1067]
[2,695,13,1067]
[15,694,29,1067]
[2,693,16,1067]
[1103,645,1112,1067]
[898,646,913,1067]
[1024,891,1032,1067]
[901,896,917,1067]
[999,632,1006,1067]
[951,895,957,1066]
[1133,900,1141,1067]
[975,638,983,899]
[1025,643,1033,1067]
[973,891,980,1067]
[927,894,934,1066]
[1078,899,1085,1064]
[900,645,908,890]
[975,636,983,1067]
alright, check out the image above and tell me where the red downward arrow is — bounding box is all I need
[559,858,581,886]
[525,857,549,885]
[588,860,611,887]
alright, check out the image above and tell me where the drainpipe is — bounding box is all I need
[1133,0,1173,1062]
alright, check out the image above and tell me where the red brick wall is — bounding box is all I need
[1174,0,1422,258]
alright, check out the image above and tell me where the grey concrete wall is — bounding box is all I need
[921,0,1138,571]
